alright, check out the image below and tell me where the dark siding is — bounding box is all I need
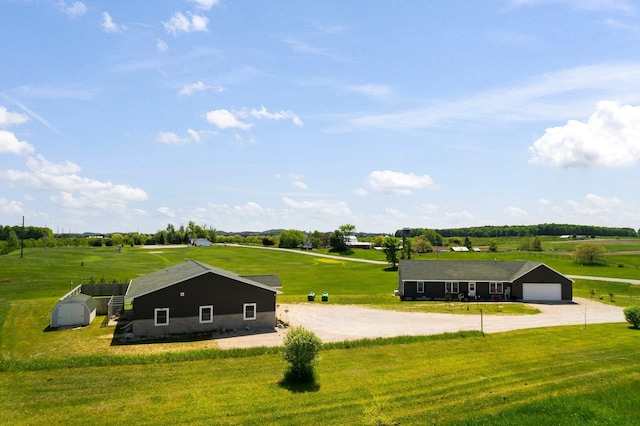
[133,272,276,320]
[512,265,573,300]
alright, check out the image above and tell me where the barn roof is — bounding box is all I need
[62,293,97,311]
[125,259,282,301]
[398,259,559,282]
[241,274,283,289]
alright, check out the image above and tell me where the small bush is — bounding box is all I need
[623,306,640,328]
[282,327,322,384]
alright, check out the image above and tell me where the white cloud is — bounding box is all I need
[283,197,352,217]
[353,188,369,196]
[0,198,23,214]
[157,206,175,218]
[0,106,29,127]
[0,154,147,212]
[190,0,219,10]
[157,39,169,52]
[292,180,308,190]
[62,2,87,19]
[206,109,252,130]
[0,130,35,155]
[510,0,634,12]
[417,203,439,214]
[346,84,393,99]
[444,210,480,225]
[186,129,201,144]
[365,170,436,195]
[539,198,551,205]
[163,12,209,35]
[504,206,528,217]
[156,129,205,145]
[179,81,209,96]
[250,106,303,126]
[345,62,640,131]
[102,12,125,33]
[567,193,622,215]
[529,101,640,168]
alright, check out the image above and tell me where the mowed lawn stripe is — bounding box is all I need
[2,323,639,425]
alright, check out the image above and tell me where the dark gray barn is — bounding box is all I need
[125,260,282,338]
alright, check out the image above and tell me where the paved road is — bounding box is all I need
[568,275,640,285]
[214,297,625,349]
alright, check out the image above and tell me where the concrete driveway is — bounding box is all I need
[214,297,625,349]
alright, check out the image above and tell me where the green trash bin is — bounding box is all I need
[307,292,315,301]
[322,292,329,302]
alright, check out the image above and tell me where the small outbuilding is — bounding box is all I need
[50,292,96,328]
[190,238,213,247]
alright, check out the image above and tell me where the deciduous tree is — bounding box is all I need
[574,243,606,265]
[382,236,401,268]
[279,229,306,248]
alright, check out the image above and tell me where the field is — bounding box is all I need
[1,243,640,424]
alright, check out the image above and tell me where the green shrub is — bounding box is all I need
[282,327,322,384]
[623,306,640,328]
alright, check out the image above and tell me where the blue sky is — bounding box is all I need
[1,0,640,234]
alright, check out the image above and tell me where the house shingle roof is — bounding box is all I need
[399,259,543,282]
[125,259,282,301]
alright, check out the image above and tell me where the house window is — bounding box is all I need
[489,282,504,294]
[154,308,169,326]
[445,282,459,293]
[199,305,213,323]
[417,281,424,293]
[243,303,257,320]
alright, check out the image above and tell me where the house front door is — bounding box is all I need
[468,282,476,298]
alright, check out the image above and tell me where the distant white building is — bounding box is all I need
[345,235,372,249]
[190,238,212,247]
[450,246,469,252]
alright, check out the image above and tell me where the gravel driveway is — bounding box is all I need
[214,297,625,349]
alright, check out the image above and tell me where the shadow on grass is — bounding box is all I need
[383,266,398,272]
[277,379,321,393]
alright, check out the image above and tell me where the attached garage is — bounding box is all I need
[50,293,96,328]
[522,283,562,301]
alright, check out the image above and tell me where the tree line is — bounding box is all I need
[400,224,638,238]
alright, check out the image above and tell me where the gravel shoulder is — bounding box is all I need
[214,297,625,349]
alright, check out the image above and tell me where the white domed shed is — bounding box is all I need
[50,291,96,328]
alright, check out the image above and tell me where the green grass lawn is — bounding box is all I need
[1,245,640,425]
[1,324,639,425]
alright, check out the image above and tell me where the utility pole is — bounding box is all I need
[20,216,24,258]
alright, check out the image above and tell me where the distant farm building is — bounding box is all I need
[345,236,372,249]
[450,246,469,252]
[190,238,213,247]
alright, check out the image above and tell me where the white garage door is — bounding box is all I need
[523,283,562,301]
[58,302,84,326]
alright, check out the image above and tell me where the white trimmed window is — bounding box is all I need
[243,303,257,320]
[445,282,459,293]
[417,281,424,293]
[154,308,169,326]
[489,282,503,294]
[199,305,213,323]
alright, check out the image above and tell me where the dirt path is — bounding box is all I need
[214,297,625,349]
